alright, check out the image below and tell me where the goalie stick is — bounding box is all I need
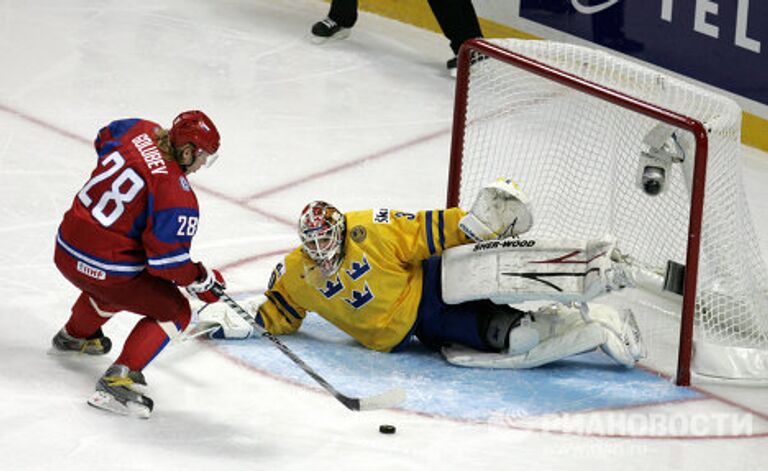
[215,290,406,412]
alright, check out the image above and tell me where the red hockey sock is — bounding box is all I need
[64,293,113,339]
[115,310,191,371]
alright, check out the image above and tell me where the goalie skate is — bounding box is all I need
[87,365,153,419]
[592,306,647,367]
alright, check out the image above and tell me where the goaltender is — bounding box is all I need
[199,178,644,369]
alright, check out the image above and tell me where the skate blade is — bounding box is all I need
[87,391,151,419]
[46,346,89,357]
[47,346,75,356]
[309,28,351,45]
[47,346,107,356]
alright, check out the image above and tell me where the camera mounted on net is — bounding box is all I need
[637,124,688,196]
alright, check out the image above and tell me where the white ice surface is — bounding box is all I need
[0,1,767,470]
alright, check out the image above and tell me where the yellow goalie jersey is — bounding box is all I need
[257,208,472,351]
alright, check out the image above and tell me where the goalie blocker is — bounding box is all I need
[191,300,259,339]
[440,235,646,368]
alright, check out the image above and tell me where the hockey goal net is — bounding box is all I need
[447,39,768,385]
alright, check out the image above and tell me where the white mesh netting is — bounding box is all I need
[454,39,768,379]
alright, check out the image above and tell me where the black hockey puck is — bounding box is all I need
[379,424,396,434]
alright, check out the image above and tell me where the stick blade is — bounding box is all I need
[354,388,407,411]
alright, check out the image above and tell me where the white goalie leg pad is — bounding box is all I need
[502,304,584,354]
[193,302,255,339]
[443,303,597,368]
[507,317,540,355]
[584,304,646,367]
[442,302,644,369]
[442,321,607,369]
[441,235,617,305]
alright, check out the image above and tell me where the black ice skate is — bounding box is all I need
[446,54,488,78]
[310,17,351,43]
[446,57,458,78]
[50,327,112,355]
[87,364,154,419]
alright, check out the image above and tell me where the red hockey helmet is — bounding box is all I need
[169,110,220,155]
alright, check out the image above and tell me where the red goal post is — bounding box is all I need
[446,39,768,386]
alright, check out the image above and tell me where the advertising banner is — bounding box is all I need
[519,1,767,106]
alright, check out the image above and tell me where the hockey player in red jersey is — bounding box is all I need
[52,110,226,418]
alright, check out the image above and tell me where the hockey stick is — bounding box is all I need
[215,290,406,412]
[179,325,220,342]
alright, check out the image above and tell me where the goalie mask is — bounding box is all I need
[299,201,346,277]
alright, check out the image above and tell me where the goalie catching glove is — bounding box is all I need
[185,264,226,303]
[459,178,533,242]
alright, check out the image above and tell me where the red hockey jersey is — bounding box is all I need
[57,119,204,286]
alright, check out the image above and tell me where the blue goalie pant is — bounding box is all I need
[397,257,496,353]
